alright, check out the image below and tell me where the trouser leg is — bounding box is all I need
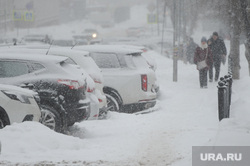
[203,69,208,87]
[199,70,203,88]
[209,62,213,80]
[214,61,221,81]
[199,69,207,88]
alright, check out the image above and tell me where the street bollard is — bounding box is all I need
[227,74,233,106]
[218,78,227,121]
[223,75,230,118]
[217,73,233,121]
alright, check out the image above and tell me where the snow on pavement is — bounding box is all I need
[1,44,250,166]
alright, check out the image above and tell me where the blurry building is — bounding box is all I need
[0,0,87,35]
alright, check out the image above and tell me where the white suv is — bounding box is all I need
[0,84,41,128]
[75,45,157,113]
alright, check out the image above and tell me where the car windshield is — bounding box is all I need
[0,61,29,78]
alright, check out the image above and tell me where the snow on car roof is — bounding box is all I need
[0,46,90,58]
[0,51,68,63]
[48,47,89,57]
[0,44,90,56]
[75,45,142,55]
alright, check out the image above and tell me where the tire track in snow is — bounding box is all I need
[134,130,183,166]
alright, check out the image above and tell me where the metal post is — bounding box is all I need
[178,0,181,45]
[228,74,233,106]
[224,74,233,117]
[161,1,167,55]
[156,0,160,36]
[173,0,178,82]
[218,79,226,121]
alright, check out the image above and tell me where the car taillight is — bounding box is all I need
[89,74,102,84]
[87,87,95,93]
[57,79,83,90]
[141,74,148,92]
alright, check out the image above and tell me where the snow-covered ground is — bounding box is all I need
[0,42,250,165]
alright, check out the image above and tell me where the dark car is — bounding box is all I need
[0,53,90,133]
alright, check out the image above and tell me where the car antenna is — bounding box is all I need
[71,41,79,49]
[46,40,54,55]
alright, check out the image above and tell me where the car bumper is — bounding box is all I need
[5,98,41,124]
[121,99,156,113]
[65,99,91,125]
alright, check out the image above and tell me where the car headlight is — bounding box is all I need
[92,33,97,38]
[2,90,32,104]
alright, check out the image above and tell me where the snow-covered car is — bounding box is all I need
[45,48,108,119]
[52,39,75,47]
[0,84,41,129]
[23,34,52,44]
[0,53,90,133]
[75,45,157,113]
[82,29,102,45]
[72,35,89,45]
[0,46,107,120]
[126,27,145,37]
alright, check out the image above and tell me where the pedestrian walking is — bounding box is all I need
[194,37,213,88]
[208,32,227,82]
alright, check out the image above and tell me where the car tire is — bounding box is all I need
[105,94,120,112]
[98,109,108,120]
[0,108,9,129]
[40,104,62,132]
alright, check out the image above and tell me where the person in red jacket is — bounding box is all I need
[194,37,213,88]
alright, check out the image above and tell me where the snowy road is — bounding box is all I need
[1,44,250,166]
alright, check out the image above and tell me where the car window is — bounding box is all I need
[117,54,127,68]
[131,55,149,68]
[124,55,136,68]
[0,61,29,78]
[90,53,121,68]
[31,63,45,71]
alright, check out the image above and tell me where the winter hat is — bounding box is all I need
[213,32,218,36]
[201,37,207,42]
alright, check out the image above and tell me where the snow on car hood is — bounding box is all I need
[0,84,38,96]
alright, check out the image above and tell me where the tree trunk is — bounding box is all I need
[240,0,250,76]
[245,43,250,76]
[230,0,241,79]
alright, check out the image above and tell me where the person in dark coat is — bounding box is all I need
[194,37,213,88]
[208,32,227,82]
[186,37,198,64]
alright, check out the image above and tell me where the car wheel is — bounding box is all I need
[40,105,61,132]
[98,109,108,120]
[0,118,5,129]
[106,94,120,112]
[0,110,9,129]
